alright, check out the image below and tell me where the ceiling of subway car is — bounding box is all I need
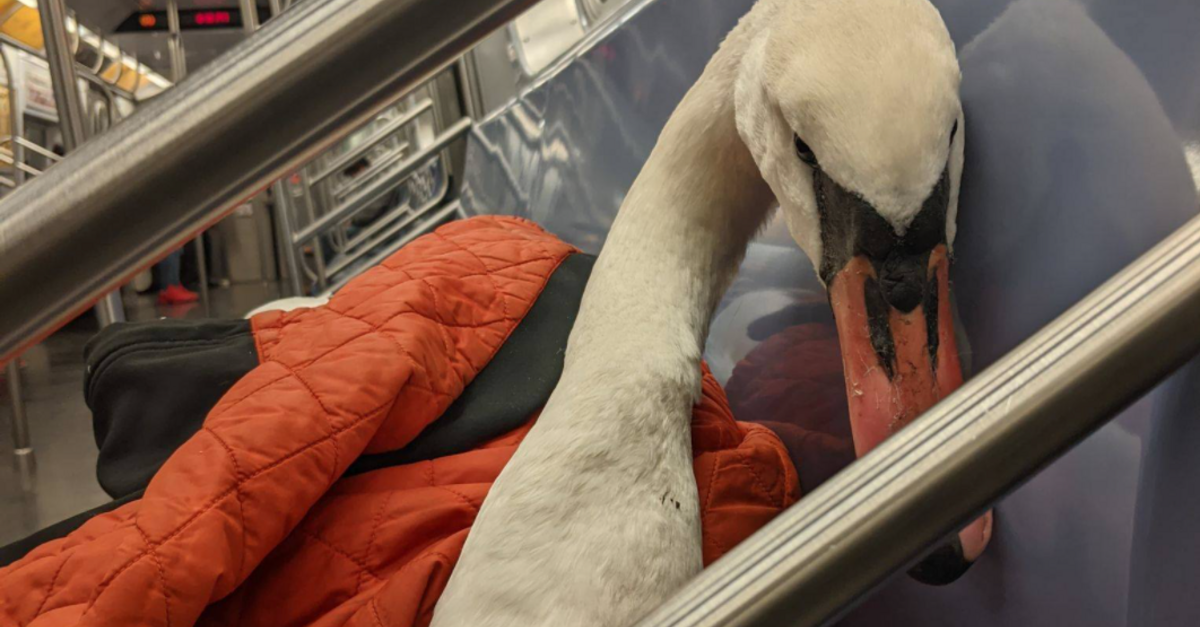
[68,0,249,78]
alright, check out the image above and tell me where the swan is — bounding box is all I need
[433,0,991,624]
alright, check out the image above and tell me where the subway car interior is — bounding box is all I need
[0,0,1199,625]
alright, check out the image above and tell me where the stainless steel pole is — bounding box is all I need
[637,216,1200,627]
[166,0,187,81]
[0,0,525,362]
[37,0,83,152]
[272,179,304,296]
[456,55,485,120]
[166,0,210,314]
[38,0,125,327]
[6,361,34,488]
[298,167,329,291]
[239,0,260,34]
[268,0,284,19]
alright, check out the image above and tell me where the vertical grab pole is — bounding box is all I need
[167,0,210,314]
[299,168,329,292]
[38,0,126,326]
[274,178,305,296]
[239,0,260,34]
[37,0,84,150]
[6,362,33,490]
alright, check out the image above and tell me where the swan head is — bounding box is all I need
[735,0,963,268]
[734,0,989,583]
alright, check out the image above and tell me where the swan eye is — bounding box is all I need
[949,120,959,146]
[794,134,818,167]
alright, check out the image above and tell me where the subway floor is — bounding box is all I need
[0,281,283,547]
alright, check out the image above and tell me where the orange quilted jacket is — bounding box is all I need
[0,216,799,627]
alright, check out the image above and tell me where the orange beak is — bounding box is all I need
[828,244,993,584]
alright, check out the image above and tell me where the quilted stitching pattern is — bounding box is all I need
[0,216,800,627]
[0,217,573,627]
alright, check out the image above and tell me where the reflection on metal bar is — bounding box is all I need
[637,215,1200,627]
[326,164,448,276]
[294,117,470,245]
[331,141,410,199]
[329,202,461,293]
[0,0,538,362]
[311,99,432,184]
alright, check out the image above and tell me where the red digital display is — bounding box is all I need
[193,11,233,26]
[118,7,254,32]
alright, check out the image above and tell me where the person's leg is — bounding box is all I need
[161,249,182,287]
[157,249,198,304]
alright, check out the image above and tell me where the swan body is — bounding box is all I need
[432,1,969,624]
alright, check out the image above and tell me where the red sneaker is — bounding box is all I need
[158,284,200,305]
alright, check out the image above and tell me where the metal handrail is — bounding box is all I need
[636,214,1200,627]
[293,116,471,245]
[325,160,449,276]
[0,0,540,363]
[331,141,410,199]
[0,151,45,177]
[0,136,64,162]
[311,98,432,184]
[326,194,442,277]
[328,200,461,292]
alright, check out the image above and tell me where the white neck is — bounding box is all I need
[560,32,774,403]
[431,17,775,627]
